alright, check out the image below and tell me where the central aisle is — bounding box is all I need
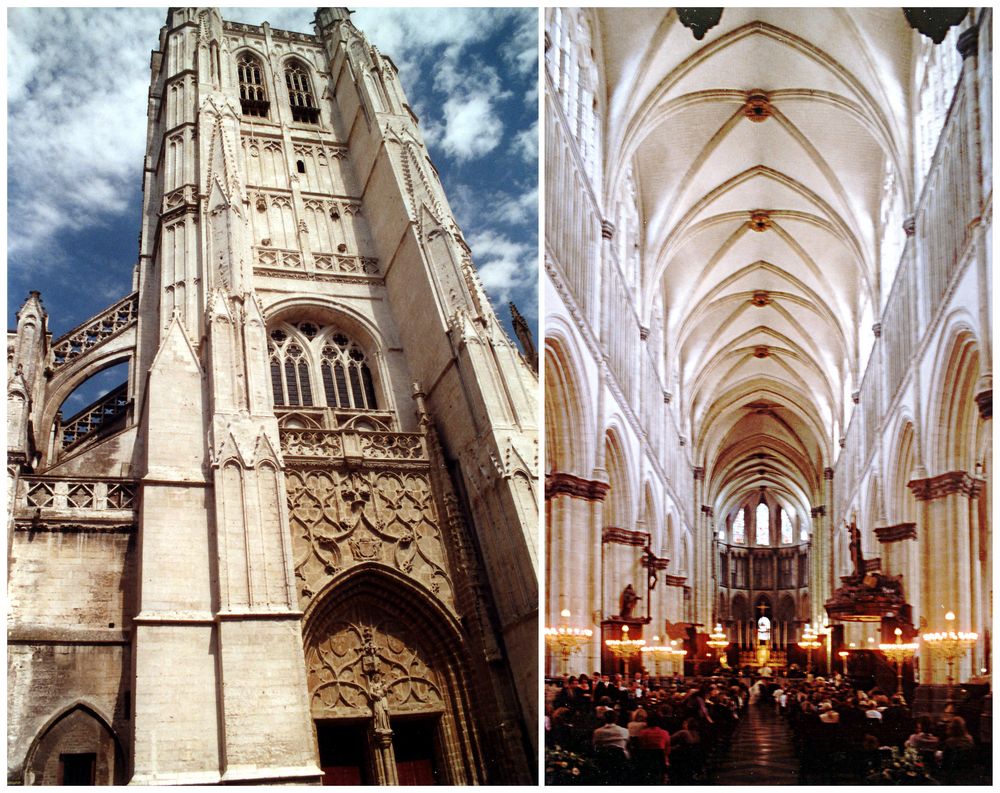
[709,703,799,785]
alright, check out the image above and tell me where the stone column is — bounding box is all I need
[545,473,608,674]
[909,471,984,684]
[957,24,993,418]
[692,467,706,626]
[370,729,398,785]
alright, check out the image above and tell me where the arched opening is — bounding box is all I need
[54,360,130,458]
[302,568,482,785]
[267,319,383,421]
[237,51,269,117]
[24,704,125,785]
[285,59,320,124]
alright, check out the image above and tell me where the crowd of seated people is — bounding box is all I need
[546,669,990,785]
[545,672,748,784]
[771,674,985,784]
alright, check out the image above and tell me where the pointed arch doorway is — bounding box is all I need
[302,567,484,786]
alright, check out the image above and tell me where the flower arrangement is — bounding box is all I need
[545,745,597,785]
[866,746,939,785]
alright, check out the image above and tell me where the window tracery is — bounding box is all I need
[547,9,601,191]
[285,60,320,124]
[914,26,963,192]
[237,53,269,117]
[268,322,379,411]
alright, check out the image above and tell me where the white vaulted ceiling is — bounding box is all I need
[596,8,916,518]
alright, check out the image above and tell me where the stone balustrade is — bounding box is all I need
[14,477,137,522]
[280,427,427,464]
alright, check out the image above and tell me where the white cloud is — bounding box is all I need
[8,8,163,261]
[439,94,504,161]
[467,230,537,307]
[512,119,540,163]
[496,188,539,225]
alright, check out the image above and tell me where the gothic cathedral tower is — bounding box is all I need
[8,8,538,785]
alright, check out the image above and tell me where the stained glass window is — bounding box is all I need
[781,510,793,544]
[756,502,769,545]
[732,509,745,544]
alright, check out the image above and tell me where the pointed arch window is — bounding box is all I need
[285,61,320,124]
[320,333,378,410]
[268,322,380,412]
[269,330,313,407]
[237,53,269,117]
[780,509,793,544]
[732,509,745,544]
[756,502,770,545]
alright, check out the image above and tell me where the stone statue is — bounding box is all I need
[620,583,640,619]
[643,546,659,591]
[367,674,391,733]
[847,519,864,577]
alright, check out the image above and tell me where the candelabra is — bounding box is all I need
[544,610,592,676]
[879,628,919,694]
[707,623,729,667]
[921,611,978,696]
[641,637,673,678]
[669,640,687,677]
[797,623,822,673]
[605,624,645,679]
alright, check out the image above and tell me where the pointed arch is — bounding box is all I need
[603,428,634,528]
[23,701,125,785]
[284,57,320,124]
[302,564,483,784]
[543,332,592,475]
[929,325,982,472]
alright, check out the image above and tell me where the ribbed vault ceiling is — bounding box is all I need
[597,8,916,521]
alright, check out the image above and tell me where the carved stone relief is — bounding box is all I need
[306,609,444,719]
[287,468,455,609]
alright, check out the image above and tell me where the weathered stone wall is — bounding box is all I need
[7,527,135,784]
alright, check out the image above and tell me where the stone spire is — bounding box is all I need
[509,302,537,373]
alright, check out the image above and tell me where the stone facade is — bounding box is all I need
[7,8,537,785]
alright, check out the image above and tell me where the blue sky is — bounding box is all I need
[7,7,538,412]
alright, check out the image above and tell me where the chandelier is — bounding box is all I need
[544,609,592,676]
[878,628,919,694]
[605,624,645,679]
[641,637,674,677]
[797,623,822,673]
[921,611,977,695]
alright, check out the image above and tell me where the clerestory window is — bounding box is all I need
[285,61,320,124]
[238,53,270,118]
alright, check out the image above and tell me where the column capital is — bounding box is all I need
[823,467,834,480]
[874,522,917,543]
[601,220,615,240]
[693,466,705,480]
[545,471,610,501]
[700,504,714,517]
[907,470,985,500]
[974,387,991,419]
[903,215,916,237]
[957,25,979,59]
[811,505,826,518]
